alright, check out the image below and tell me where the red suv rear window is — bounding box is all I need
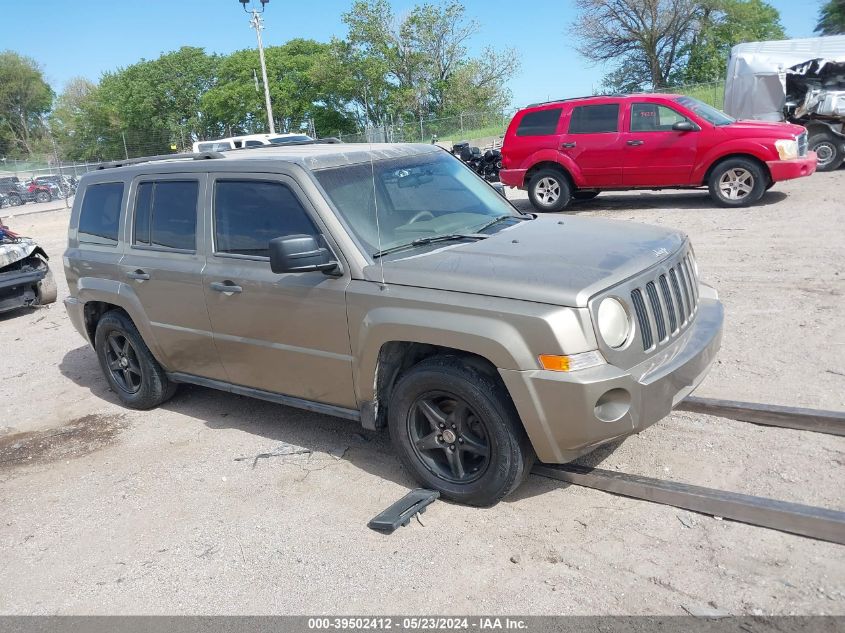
[516,108,562,136]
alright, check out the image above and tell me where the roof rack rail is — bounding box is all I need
[224,137,343,152]
[97,151,225,170]
[525,94,629,108]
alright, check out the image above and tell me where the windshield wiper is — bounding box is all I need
[473,214,528,234]
[372,233,488,259]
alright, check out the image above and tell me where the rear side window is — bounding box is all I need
[214,180,318,257]
[132,180,198,251]
[516,108,562,136]
[244,140,264,147]
[78,182,124,245]
[569,104,620,134]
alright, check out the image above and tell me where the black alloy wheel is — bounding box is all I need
[407,392,491,484]
[104,331,143,394]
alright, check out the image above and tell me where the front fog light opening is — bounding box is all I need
[594,388,631,423]
[597,297,631,348]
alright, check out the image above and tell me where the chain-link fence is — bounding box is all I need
[651,80,725,109]
[333,110,514,147]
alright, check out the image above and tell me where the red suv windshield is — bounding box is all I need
[675,96,735,126]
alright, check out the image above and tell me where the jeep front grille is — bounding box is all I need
[630,251,700,352]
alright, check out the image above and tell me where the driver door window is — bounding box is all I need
[214,179,319,258]
[630,104,689,132]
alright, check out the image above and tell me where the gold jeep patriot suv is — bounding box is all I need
[64,142,724,506]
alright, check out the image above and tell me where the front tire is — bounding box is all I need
[528,169,571,212]
[809,133,844,172]
[35,266,57,305]
[7,194,22,207]
[388,356,534,506]
[708,158,767,207]
[94,310,176,409]
[35,191,51,203]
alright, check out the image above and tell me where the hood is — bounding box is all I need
[0,238,41,270]
[363,216,686,307]
[725,120,806,138]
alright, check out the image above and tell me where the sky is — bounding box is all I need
[2,0,824,109]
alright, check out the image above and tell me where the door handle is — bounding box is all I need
[126,270,150,281]
[627,140,645,146]
[561,142,576,149]
[210,281,243,294]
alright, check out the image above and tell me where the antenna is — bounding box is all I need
[369,136,386,288]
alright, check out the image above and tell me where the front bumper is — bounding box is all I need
[767,153,817,182]
[0,268,45,313]
[499,168,528,189]
[500,294,724,463]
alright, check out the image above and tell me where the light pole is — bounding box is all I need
[239,0,276,135]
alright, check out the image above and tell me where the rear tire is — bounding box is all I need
[809,133,844,172]
[94,310,177,409]
[708,158,767,207]
[7,194,22,207]
[388,356,535,506]
[35,191,50,203]
[528,168,571,212]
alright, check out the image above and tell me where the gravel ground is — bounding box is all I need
[0,173,843,615]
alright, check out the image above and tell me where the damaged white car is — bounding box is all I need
[0,223,57,314]
[725,35,845,171]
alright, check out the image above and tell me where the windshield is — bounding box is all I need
[675,96,735,126]
[315,152,520,258]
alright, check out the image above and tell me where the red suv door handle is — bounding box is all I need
[561,142,576,149]
[627,140,645,146]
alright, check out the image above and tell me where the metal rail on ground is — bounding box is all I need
[677,397,845,436]
[532,464,845,545]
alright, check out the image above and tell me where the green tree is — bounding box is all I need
[680,0,785,84]
[201,39,357,138]
[50,78,117,161]
[815,0,845,35]
[573,0,703,92]
[0,51,53,156]
[97,46,219,156]
[343,0,517,123]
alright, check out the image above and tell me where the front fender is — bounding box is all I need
[692,139,777,184]
[347,282,598,405]
[75,277,168,366]
[352,306,533,403]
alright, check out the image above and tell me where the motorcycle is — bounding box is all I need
[451,141,502,182]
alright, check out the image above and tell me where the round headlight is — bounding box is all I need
[597,297,631,348]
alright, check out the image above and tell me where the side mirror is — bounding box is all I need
[491,182,507,198]
[672,120,699,132]
[269,235,338,274]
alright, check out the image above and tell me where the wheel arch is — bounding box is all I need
[701,153,772,187]
[366,341,505,430]
[77,280,168,366]
[524,161,575,189]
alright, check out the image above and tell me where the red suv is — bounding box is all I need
[500,94,817,211]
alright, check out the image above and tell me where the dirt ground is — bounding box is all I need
[0,173,843,615]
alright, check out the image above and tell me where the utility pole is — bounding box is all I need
[240,0,276,134]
